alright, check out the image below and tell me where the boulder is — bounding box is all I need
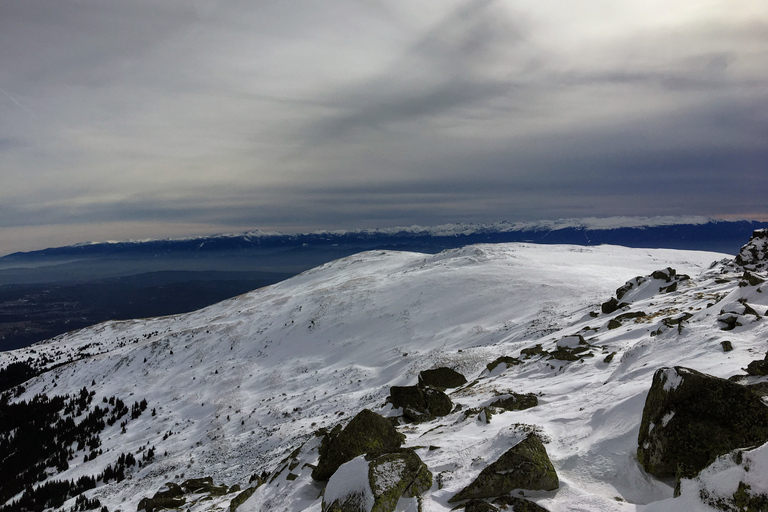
[449,435,558,502]
[229,486,259,512]
[322,449,432,512]
[735,229,768,272]
[418,367,467,390]
[388,385,452,423]
[486,356,522,373]
[492,496,550,511]
[312,409,405,481]
[137,483,186,512]
[601,297,620,314]
[489,393,538,411]
[746,352,768,376]
[637,367,768,478]
[181,476,228,496]
[464,500,497,512]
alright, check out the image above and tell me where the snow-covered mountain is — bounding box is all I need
[2,231,768,511]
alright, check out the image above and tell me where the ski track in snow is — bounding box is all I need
[2,242,766,512]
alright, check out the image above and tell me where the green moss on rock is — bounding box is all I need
[449,434,558,503]
[312,409,405,481]
[637,366,768,478]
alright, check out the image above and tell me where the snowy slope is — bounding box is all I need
[2,240,767,512]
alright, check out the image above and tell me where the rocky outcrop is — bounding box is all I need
[489,393,538,411]
[486,356,522,373]
[637,367,768,478]
[322,449,432,512]
[137,483,186,512]
[449,435,558,502]
[312,409,405,481]
[735,229,768,272]
[746,352,768,376]
[418,367,467,390]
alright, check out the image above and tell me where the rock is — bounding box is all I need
[137,483,186,512]
[721,340,733,352]
[322,449,432,512]
[464,499,497,511]
[181,476,228,496]
[418,367,467,390]
[489,393,538,411]
[493,496,550,511]
[312,409,405,481]
[229,486,259,512]
[742,270,766,287]
[520,345,546,359]
[449,434,558,502]
[746,353,768,376]
[486,356,522,373]
[735,229,768,272]
[388,384,452,422]
[637,366,768,478]
[389,386,430,422]
[601,297,620,314]
[607,319,622,330]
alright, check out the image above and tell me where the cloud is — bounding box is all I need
[1,0,767,254]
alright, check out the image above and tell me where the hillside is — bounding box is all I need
[1,232,767,511]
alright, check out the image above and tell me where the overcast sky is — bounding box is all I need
[1,0,767,254]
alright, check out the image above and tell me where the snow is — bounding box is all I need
[2,241,767,512]
[323,456,374,511]
[662,368,683,392]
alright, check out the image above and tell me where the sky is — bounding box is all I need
[1,0,767,255]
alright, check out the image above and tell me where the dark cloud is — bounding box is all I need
[1,0,767,254]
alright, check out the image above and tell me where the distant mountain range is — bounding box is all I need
[0,217,763,351]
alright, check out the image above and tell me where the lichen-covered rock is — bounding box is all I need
[418,367,467,390]
[449,434,558,502]
[137,482,186,512]
[388,385,452,423]
[747,352,768,376]
[637,366,768,478]
[312,409,405,481]
[322,449,432,512]
[492,496,550,511]
[229,486,259,512]
[489,393,538,411]
[486,356,522,373]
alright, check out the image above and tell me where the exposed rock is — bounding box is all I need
[388,385,453,423]
[493,496,550,511]
[322,449,432,512]
[312,409,405,481]
[735,229,768,272]
[449,435,558,502]
[229,486,259,512]
[607,319,622,330]
[746,352,768,376]
[637,366,768,478]
[721,340,733,352]
[418,367,467,390]
[521,345,546,359]
[137,482,186,512]
[603,352,616,363]
[464,499,497,512]
[181,476,228,496]
[489,393,538,411]
[486,356,522,373]
[601,297,620,314]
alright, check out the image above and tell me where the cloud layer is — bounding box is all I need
[1,0,767,253]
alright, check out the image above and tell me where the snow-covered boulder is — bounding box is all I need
[322,449,432,512]
[637,367,768,479]
[735,229,768,271]
[312,409,405,481]
[449,434,558,503]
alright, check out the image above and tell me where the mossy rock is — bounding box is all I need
[489,393,538,411]
[616,311,646,321]
[312,409,405,480]
[181,476,229,496]
[601,297,620,314]
[521,345,546,359]
[492,496,550,511]
[418,367,467,390]
[486,356,522,373]
[322,449,432,512]
[449,434,558,502]
[137,483,186,512]
[637,366,768,478]
[464,499,497,512]
[389,385,452,423]
[229,486,259,512]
